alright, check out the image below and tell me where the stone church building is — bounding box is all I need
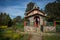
[24,3,47,32]
[24,3,56,32]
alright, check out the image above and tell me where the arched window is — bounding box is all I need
[34,16,40,24]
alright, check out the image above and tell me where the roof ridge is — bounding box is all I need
[25,4,39,13]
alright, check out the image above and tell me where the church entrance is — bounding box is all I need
[34,16,40,27]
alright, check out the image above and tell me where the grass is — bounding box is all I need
[16,23,24,32]
[19,34,30,40]
[0,25,29,40]
[0,28,29,40]
[43,35,60,40]
[1,22,60,40]
[0,26,7,29]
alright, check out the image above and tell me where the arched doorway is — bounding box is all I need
[34,16,40,27]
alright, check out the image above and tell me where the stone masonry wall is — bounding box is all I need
[43,26,56,32]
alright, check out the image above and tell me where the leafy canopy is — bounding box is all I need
[45,0,60,19]
[25,2,35,12]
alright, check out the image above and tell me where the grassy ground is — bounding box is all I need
[16,23,24,32]
[0,26,7,29]
[0,25,29,40]
[43,35,60,40]
[0,28,29,40]
[0,22,60,40]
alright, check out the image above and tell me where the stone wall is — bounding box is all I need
[40,16,44,25]
[24,26,36,32]
[43,26,56,32]
[24,26,41,33]
[28,17,34,26]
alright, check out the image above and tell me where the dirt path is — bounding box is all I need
[16,30,58,40]
[19,32,43,40]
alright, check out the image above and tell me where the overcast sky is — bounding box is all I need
[0,0,56,19]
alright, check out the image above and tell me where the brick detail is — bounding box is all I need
[54,21,56,27]
[43,20,45,26]
[24,21,27,26]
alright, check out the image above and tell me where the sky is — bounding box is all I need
[0,0,56,19]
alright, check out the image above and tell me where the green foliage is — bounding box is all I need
[0,28,29,40]
[20,34,30,40]
[25,2,35,12]
[43,35,60,40]
[56,0,60,2]
[56,23,60,32]
[16,23,24,32]
[13,16,22,25]
[8,19,13,27]
[45,1,60,19]
[0,13,12,26]
[0,28,24,40]
[47,22,53,26]
[0,12,23,27]
[0,26,7,29]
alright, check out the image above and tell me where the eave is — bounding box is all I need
[25,13,46,18]
[25,9,45,15]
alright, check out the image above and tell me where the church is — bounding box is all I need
[24,2,47,32]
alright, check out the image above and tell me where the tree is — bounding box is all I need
[0,12,12,26]
[45,1,60,20]
[25,2,35,12]
[8,19,13,27]
[13,16,22,25]
[0,13,3,25]
[56,0,60,2]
